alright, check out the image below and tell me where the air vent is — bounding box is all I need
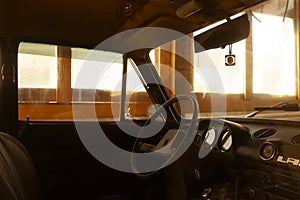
[292,134,300,144]
[253,128,277,139]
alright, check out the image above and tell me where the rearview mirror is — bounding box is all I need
[194,14,250,52]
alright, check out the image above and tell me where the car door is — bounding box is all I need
[17,42,158,200]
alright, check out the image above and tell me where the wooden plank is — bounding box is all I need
[57,46,72,103]
[19,94,299,120]
[174,34,194,94]
[244,14,253,100]
[18,102,152,121]
[174,34,194,115]
[159,41,176,98]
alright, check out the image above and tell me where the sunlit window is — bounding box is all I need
[18,43,57,88]
[71,48,123,91]
[193,0,297,97]
[18,42,152,120]
[194,40,246,94]
[252,13,296,95]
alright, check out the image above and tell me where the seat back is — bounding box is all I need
[0,132,40,200]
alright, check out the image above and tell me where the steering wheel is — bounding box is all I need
[131,94,199,177]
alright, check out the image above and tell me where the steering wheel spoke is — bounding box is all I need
[131,94,200,177]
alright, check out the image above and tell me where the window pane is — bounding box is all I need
[18,42,57,103]
[71,48,123,90]
[252,13,296,95]
[71,47,124,103]
[194,40,246,94]
[18,43,152,121]
[18,43,57,89]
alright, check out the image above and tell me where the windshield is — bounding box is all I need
[17,0,297,122]
[150,0,298,121]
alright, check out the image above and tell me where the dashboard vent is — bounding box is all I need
[253,128,277,139]
[292,134,300,144]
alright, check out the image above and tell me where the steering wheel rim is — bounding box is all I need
[131,94,199,177]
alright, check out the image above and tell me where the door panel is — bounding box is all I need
[18,121,149,200]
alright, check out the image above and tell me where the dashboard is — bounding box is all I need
[126,117,300,199]
[186,118,300,200]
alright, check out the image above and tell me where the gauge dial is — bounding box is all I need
[260,143,276,160]
[218,128,233,152]
[204,128,216,145]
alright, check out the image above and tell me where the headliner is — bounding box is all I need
[0,0,268,49]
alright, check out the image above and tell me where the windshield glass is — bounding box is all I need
[150,0,298,121]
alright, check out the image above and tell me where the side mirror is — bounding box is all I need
[194,14,250,52]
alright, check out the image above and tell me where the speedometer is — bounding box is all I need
[219,129,233,152]
[204,128,217,145]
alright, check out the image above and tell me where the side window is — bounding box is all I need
[18,42,152,121]
[71,47,123,102]
[18,43,57,102]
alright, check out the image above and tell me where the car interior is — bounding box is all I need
[0,0,300,200]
